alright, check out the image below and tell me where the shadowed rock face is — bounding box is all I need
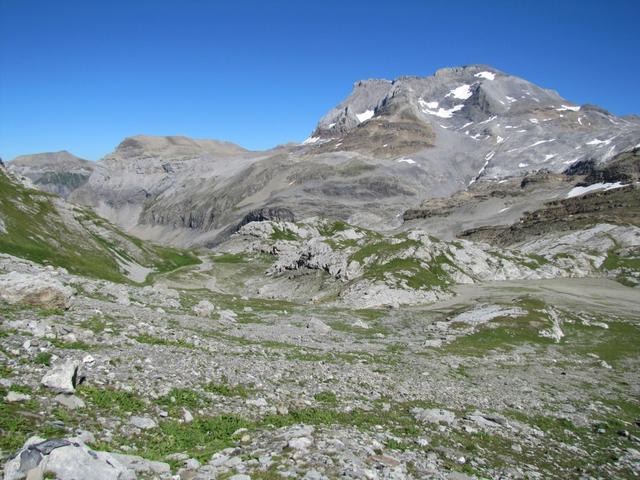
[565,148,640,184]
[237,207,295,229]
[459,184,640,247]
[10,65,640,247]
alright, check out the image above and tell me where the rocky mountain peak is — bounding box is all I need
[304,64,640,184]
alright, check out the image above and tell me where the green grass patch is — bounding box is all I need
[570,319,640,366]
[80,315,109,334]
[156,388,206,416]
[0,387,45,452]
[440,302,552,356]
[205,382,250,399]
[270,226,298,241]
[313,391,338,405]
[318,220,350,237]
[130,415,251,463]
[33,352,52,366]
[328,320,389,336]
[0,170,198,284]
[212,253,247,264]
[79,386,146,414]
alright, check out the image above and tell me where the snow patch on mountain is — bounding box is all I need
[419,98,465,118]
[566,182,626,198]
[474,71,496,81]
[528,139,555,148]
[397,158,417,165]
[355,110,375,123]
[446,84,473,100]
[586,137,615,146]
[557,105,581,112]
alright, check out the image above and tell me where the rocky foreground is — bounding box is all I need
[0,227,639,479]
[2,142,640,478]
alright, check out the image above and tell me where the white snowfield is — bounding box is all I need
[302,136,320,144]
[397,158,416,164]
[355,110,374,123]
[557,104,581,112]
[587,137,615,146]
[446,84,473,100]
[419,98,465,118]
[566,182,626,198]
[474,71,496,81]
[528,139,555,148]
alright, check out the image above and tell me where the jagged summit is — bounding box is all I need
[304,64,640,183]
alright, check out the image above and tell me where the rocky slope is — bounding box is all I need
[0,167,198,283]
[11,65,640,247]
[1,245,638,479]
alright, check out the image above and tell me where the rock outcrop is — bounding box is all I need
[3,437,137,480]
[0,271,74,309]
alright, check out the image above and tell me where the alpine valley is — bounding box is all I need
[1,65,639,480]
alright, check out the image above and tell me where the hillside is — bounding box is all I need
[0,168,198,283]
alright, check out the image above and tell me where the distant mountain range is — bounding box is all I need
[7,65,640,247]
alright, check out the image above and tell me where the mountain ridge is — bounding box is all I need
[7,64,640,247]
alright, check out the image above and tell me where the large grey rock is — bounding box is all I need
[41,359,81,394]
[110,452,171,475]
[0,271,73,309]
[5,391,31,403]
[305,318,331,335]
[54,394,86,410]
[413,407,457,425]
[3,436,135,480]
[129,416,157,430]
[192,299,215,317]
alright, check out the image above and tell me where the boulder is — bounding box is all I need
[305,318,331,334]
[41,359,81,394]
[0,271,73,309]
[5,391,31,403]
[54,394,86,410]
[129,416,157,430]
[3,436,136,480]
[412,407,456,425]
[192,300,215,317]
[109,452,171,475]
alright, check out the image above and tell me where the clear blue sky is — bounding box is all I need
[1,0,638,160]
